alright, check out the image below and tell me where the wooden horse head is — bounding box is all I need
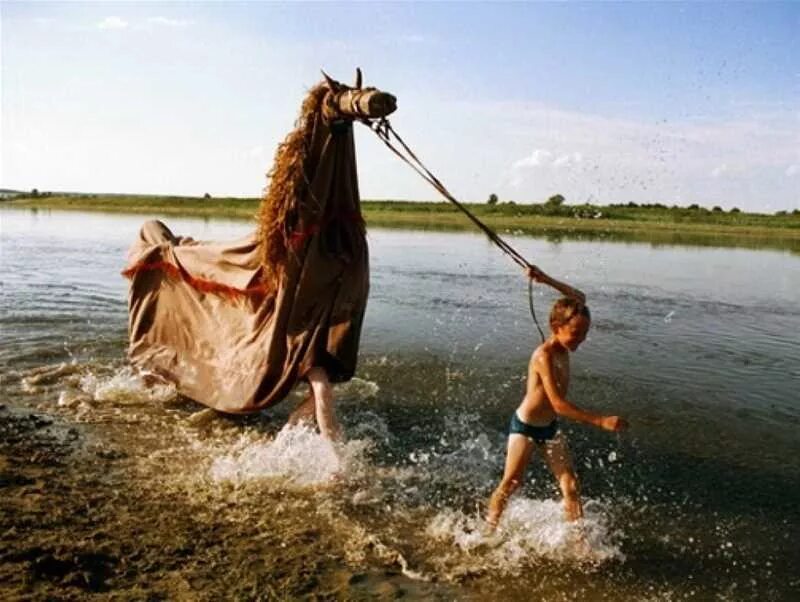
[320,68,397,122]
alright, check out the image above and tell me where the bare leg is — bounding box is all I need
[287,389,315,427]
[307,367,342,442]
[543,433,583,522]
[486,434,535,529]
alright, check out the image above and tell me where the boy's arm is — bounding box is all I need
[527,265,586,304]
[534,351,626,431]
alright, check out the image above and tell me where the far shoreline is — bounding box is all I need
[4,194,799,254]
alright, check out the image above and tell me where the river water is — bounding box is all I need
[1,208,799,600]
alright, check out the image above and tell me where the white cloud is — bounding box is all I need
[436,99,799,209]
[552,152,583,168]
[148,16,194,28]
[512,149,582,170]
[97,16,128,30]
[513,149,552,169]
[711,164,728,177]
[786,164,799,177]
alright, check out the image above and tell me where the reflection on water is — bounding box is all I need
[2,208,799,600]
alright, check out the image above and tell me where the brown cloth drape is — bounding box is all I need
[123,115,368,414]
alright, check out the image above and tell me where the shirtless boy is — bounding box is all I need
[486,267,628,528]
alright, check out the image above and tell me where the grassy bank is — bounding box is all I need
[5,194,800,253]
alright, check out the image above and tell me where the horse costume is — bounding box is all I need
[123,71,397,413]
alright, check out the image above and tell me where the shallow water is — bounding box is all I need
[1,208,799,600]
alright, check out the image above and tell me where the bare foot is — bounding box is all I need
[567,522,593,558]
[482,519,499,538]
[482,503,502,536]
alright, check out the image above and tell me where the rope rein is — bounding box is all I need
[528,278,546,343]
[358,117,546,342]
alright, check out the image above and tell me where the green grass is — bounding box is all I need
[6,194,260,219]
[5,194,800,253]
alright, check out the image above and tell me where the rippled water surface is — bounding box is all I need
[1,208,799,600]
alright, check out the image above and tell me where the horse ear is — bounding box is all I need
[321,69,339,92]
[354,67,362,89]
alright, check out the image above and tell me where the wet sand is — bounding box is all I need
[0,402,458,600]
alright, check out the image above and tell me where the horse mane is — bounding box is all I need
[257,82,329,291]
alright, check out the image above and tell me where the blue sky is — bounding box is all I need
[2,2,798,211]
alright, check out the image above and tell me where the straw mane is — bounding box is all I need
[256,83,329,292]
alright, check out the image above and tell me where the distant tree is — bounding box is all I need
[203,192,212,199]
[626,201,638,208]
[775,210,787,216]
[688,203,700,210]
[712,206,723,212]
[546,194,565,207]
[793,209,800,216]
[730,207,741,213]
[487,193,498,205]
[31,188,39,197]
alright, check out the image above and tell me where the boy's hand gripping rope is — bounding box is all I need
[359,117,547,342]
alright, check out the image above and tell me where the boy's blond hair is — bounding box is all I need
[549,297,591,331]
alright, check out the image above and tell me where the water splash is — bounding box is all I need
[78,367,177,404]
[19,362,84,393]
[16,362,178,408]
[426,497,624,574]
[16,359,629,581]
[208,424,373,487]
